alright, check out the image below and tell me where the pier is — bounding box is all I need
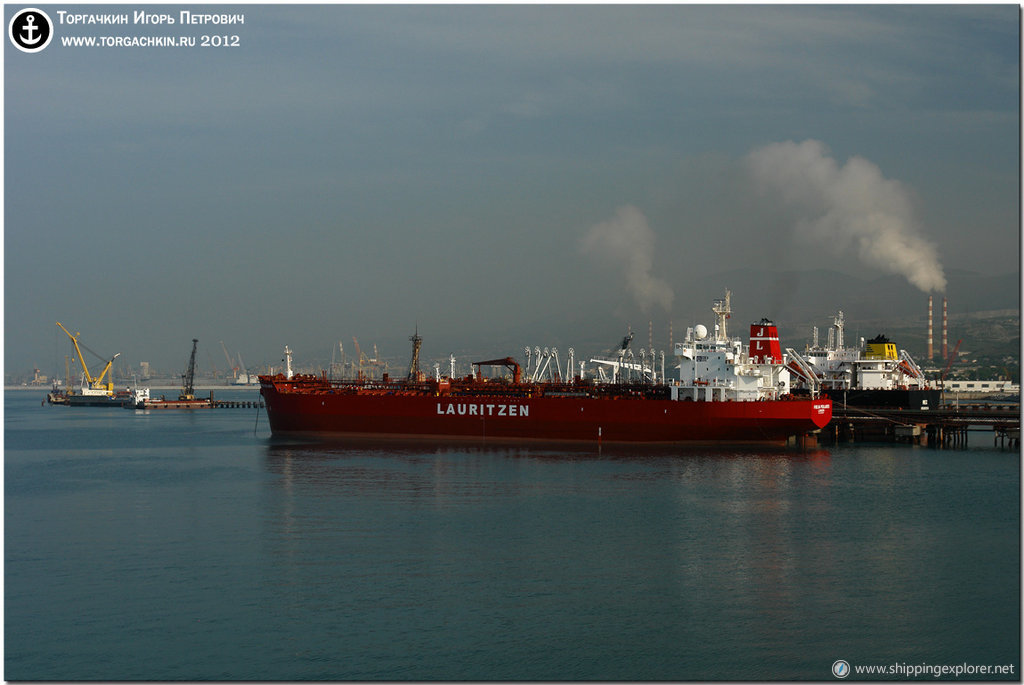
[212,399,263,409]
[821,403,1020,449]
[138,397,264,410]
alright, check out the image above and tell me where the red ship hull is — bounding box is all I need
[260,376,832,445]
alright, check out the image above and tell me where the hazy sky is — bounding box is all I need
[5,4,1019,376]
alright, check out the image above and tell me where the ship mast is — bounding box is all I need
[408,327,423,381]
[712,289,731,342]
[833,311,845,350]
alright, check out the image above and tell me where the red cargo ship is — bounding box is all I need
[260,291,832,445]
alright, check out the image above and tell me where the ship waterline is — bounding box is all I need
[259,379,831,444]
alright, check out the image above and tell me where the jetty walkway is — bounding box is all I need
[824,402,1020,449]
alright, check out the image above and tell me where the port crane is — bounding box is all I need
[352,336,387,378]
[220,341,239,380]
[352,336,367,377]
[940,339,963,387]
[55,322,119,394]
[236,353,252,383]
[330,341,347,378]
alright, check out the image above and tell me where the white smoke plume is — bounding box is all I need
[744,139,946,293]
[580,205,674,312]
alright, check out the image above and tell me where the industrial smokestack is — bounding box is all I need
[927,295,933,360]
[942,297,948,360]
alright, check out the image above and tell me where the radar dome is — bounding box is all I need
[694,324,708,340]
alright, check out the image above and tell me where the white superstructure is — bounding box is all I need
[798,311,930,391]
[588,290,802,402]
[670,291,793,401]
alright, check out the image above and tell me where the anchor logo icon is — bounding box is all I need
[20,14,40,44]
[9,8,53,53]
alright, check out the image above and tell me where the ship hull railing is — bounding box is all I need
[264,372,824,405]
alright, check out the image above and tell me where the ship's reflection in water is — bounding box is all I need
[262,436,833,507]
[255,438,1016,679]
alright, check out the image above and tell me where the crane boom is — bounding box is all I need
[56,322,94,384]
[352,336,366,377]
[56,322,119,392]
[180,339,199,400]
[93,352,120,387]
[220,341,238,378]
[941,339,963,384]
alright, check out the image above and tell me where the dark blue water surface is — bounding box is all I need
[5,390,1019,680]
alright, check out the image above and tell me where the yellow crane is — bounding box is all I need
[55,322,119,394]
[351,336,387,379]
[352,336,368,378]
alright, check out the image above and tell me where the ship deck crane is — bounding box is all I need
[55,322,119,393]
[473,357,522,384]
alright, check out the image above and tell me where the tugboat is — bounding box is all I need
[46,379,68,405]
[259,291,832,445]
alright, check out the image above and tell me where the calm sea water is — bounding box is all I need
[5,390,1019,680]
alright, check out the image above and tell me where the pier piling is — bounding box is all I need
[822,404,1019,449]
